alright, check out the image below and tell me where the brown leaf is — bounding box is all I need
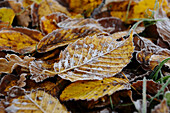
[31,0,71,26]
[17,73,27,87]
[0,54,35,74]
[37,26,103,53]
[0,30,40,54]
[53,31,134,82]
[134,36,170,70]
[0,101,5,113]
[154,7,170,46]
[29,60,55,82]
[40,12,69,34]
[60,77,130,101]
[8,1,31,27]
[151,99,169,113]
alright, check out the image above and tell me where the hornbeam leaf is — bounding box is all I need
[60,77,130,101]
[53,31,134,82]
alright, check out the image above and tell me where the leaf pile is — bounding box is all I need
[0,0,169,113]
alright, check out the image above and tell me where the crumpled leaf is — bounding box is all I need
[154,7,170,46]
[0,8,15,25]
[37,26,102,53]
[8,1,31,27]
[31,0,71,26]
[29,60,55,82]
[151,99,169,113]
[5,90,69,113]
[53,31,134,82]
[0,54,35,74]
[40,12,69,34]
[134,36,170,70]
[17,73,27,87]
[0,30,40,54]
[60,77,130,101]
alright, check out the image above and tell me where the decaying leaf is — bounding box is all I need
[0,21,12,30]
[151,99,169,113]
[40,12,69,34]
[31,0,71,26]
[37,26,102,53]
[0,30,40,54]
[8,0,31,27]
[29,60,55,82]
[53,31,134,82]
[0,54,35,74]
[0,8,15,25]
[134,36,170,70]
[60,77,130,101]
[17,73,27,87]
[5,90,69,113]
[154,7,170,46]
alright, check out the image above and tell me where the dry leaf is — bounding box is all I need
[37,26,102,53]
[31,0,71,26]
[0,21,12,30]
[0,30,39,54]
[134,36,170,70]
[0,7,15,25]
[17,73,27,87]
[154,7,170,46]
[8,0,31,27]
[40,12,69,34]
[151,99,169,113]
[5,90,69,113]
[53,31,134,82]
[0,101,5,113]
[29,60,55,82]
[60,77,130,101]
[0,54,35,74]
[6,27,45,42]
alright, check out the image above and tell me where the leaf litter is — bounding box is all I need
[0,0,169,112]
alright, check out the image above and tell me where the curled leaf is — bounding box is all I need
[53,31,134,82]
[0,54,35,74]
[60,77,130,101]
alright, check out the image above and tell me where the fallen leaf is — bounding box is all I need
[151,99,169,113]
[29,60,55,82]
[17,73,27,87]
[0,30,39,54]
[60,77,130,101]
[37,26,102,53]
[154,7,170,46]
[134,36,170,70]
[0,101,5,113]
[0,21,12,30]
[31,0,71,26]
[0,7,15,25]
[40,12,69,34]
[6,27,45,42]
[5,90,69,113]
[8,1,31,27]
[0,54,35,74]
[53,31,134,82]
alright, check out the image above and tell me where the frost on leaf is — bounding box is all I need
[5,90,69,113]
[151,99,169,113]
[60,77,130,101]
[154,7,170,46]
[0,54,35,74]
[54,31,134,82]
[40,12,69,34]
[37,26,102,53]
[134,36,170,70]
[29,60,56,82]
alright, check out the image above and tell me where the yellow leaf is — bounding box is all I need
[5,90,69,113]
[53,31,134,82]
[0,8,15,25]
[37,26,102,53]
[60,77,130,101]
[0,30,41,54]
[40,12,69,34]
